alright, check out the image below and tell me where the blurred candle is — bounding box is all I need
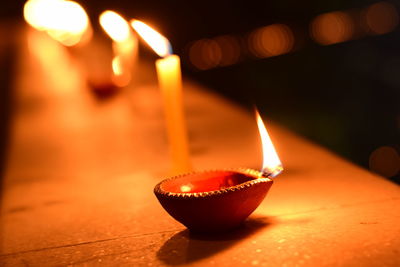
[131,20,191,174]
[99,10,138,87]
[23,0,107,93]
[23,0,92,47]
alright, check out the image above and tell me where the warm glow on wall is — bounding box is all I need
[311,11,354,45]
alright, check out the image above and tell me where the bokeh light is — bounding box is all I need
[369,146,400,178]
[183,2,400,71]
[362,1,399,35]
[23,0,90,46]
[188,39,222,70]
[311,11,354,45]
[248,24,294,58]
[213,35,241,66]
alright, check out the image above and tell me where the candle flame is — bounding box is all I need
[256,110,283,178]
[130,19,172,57]
[99,10,131,43]
[23,0,90,46]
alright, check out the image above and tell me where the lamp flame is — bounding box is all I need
[99,10,131,43]
[256,110,283,178]
[130,19,172,57]
[23,0,90,46]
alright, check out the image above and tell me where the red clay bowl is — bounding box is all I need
[154,169,273,232]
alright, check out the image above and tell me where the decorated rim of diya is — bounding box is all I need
[154,168,273,199]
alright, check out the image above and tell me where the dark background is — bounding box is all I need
[1,0,399,182]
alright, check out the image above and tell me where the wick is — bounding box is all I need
[261,165,283,178]
[261,170,273,178]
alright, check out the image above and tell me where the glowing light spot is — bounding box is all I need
[23,0,90,46]
[130,19,172,57]
[214,35,241,66]
[369,146,400,178]
[188,39,222,70]
[99,10,131,43]
[363,1,399,35]
[311,11,354,45]
[180,185,192,193]
[248,24,294,58]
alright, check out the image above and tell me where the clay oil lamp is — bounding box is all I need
[154,111,283,232]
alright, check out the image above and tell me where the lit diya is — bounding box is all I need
[154,110,283,232]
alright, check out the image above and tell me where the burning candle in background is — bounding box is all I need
[131,20,191,174]
[23,0,106,94]
[99,10,138,87]
[23,0,92,47]
[23,0,118,95]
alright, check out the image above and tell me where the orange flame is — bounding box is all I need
[99,10,131,43]
[130,19,172,57]
[255,110,283,177]
[23,0,90,46]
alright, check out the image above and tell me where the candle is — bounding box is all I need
[23,0,118,94]
[99,10,138,87]
[131,20,191,174]
[156,55,191,174]
[23,0,134,94]
[78,36,117,94]
[23,0,91,47]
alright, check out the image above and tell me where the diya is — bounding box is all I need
[154,111,283,232]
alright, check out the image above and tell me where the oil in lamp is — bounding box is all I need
[154,110,283,232]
